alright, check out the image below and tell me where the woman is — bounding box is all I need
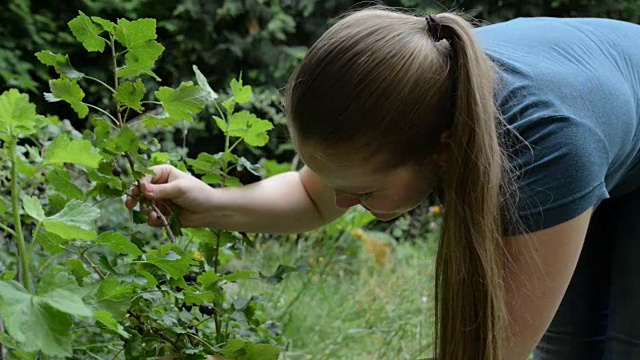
[127,8,640,359]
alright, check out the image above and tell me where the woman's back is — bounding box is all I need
[476,18,640,232]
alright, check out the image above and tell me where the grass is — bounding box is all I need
[230,224,440,360]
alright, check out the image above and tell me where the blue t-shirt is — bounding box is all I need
[475,18,640,233]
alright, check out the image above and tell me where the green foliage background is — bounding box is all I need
[2,0,638,142]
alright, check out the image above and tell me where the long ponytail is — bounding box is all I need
[432,13,509,360]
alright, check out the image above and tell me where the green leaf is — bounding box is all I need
[187,152,237,176]
[220,340,279,360]
[38,230,67,254]
[43,136,102,168]
[155,82,207,124]
[68,11,106,52]
[244,117,273,147]
[37,269,77,295]
[149,152,170,166]
[0,281,75,356]
[46,169,84,199]
[114,18,156,48]
[101,126,139,155]
[230,76,252,104]
[67,259,91,284]
[237,157,261,176]
[0,89,39,140]
[183,290,214,306]
[146,245,191,279]
[41,288,93,317]
[91,16,116,33]
[221,111,273,146]
[22,195,45,221]
[245,343,280,360]
[183,228,215,244]
[42,200,100,240]
[95,231,142,256]
[115,19,164,79]
[192,65,218,102]
[119,41,165,80]
[93,310,129,338]
[35,51,84,79]
[86,278,134,320]
[45,78,89,118]
[198,271,219,288]
[114,79,145,111]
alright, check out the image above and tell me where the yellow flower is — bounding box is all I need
[318,257,324,263]
[430,205,442,214]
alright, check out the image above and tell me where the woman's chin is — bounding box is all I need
[370,212,401,221]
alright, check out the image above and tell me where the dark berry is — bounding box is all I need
[199,304,214,316]
[37,185,46,193]
[112,166,122,177]
[182,302,193,312]
[183,273,198,284]
[175,286,184,293]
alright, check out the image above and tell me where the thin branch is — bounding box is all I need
[85,103,119,126]
[81,252,106,280]
[109,33,123,127]
[110,347,125,360]
[85,76,116,93]
[0,223,16,237]
[151,203,176,245]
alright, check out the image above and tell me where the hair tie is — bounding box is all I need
[425,14,444,42]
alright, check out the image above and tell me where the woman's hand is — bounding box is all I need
[126,164,216,228]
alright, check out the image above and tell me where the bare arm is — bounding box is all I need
[130,165,346,234]
[203,166,346,233]
[504,208,593,359]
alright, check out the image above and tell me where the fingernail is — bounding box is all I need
[144,183,153,193]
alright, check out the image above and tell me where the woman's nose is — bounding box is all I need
[335,190,361,209]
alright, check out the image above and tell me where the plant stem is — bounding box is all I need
[9,139,32,293]
[28,222,43,256]
[0,223,16,237]
[212,229,222,341]
[80,251,106,280]
[109,34,123,127]
[125,152,177,244]
[85,76,116,93]
[85,103,119,126]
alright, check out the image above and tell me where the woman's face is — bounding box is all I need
[298,144,439,221]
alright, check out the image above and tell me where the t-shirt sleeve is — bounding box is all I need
[507,115,610,234]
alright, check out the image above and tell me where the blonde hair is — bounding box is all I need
[285,8,518,359]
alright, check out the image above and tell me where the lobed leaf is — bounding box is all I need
[0,89,39,140]
[230,76,252,104]
[146,244,191,279]
[115,18,164,79]
[35,51,84,79]
[46,169,84,199]
[42,200,100,240]
[68,11,106,52]
[22,195,45,222]
[114,79,146,111]
[95,231,142,257]
[0,281,93,357]
[45,78,89,118]
[155,81,207,124]
[192,65,218,102]
[43,136,102,168]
